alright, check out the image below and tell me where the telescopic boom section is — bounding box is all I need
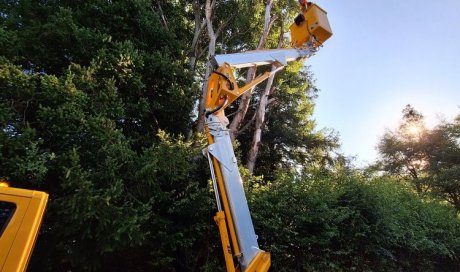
[204,3,332,271]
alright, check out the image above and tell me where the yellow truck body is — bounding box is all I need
[0,186,48,272]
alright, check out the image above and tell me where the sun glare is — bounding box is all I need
[407,124,421,136]
[403,122,424,140]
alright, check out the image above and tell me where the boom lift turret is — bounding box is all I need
[203,2,332,271]
[0,2,331,271]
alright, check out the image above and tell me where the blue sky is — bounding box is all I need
[306,0,460,165]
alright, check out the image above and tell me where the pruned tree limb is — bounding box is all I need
[246,25,284,173]
[196,0,217,133]
[189,0,207,71]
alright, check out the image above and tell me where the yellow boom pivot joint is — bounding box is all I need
[206,63,283,116]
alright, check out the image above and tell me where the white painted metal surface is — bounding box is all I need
[213,48,315,69]
[206,113,261,271]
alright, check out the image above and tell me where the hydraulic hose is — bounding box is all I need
[205,96,228,118]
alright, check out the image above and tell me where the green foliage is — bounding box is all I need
[1,1,459,271]
[427,117,460,211]
[248,173,460,271]
[377,105,460,211]
[0,37,214,271]
[1,0,195,138]
[132,131,215,271]
[377,105,429,183]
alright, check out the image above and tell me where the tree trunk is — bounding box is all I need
[155,0,169,30]
[246,30,283,174]
[189,0,206,72]
[196,0,216,133]
[228,0,276,141]
[246,69,275,173]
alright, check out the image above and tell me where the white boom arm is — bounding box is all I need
[212,48,315,69]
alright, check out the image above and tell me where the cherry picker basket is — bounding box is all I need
[290,3,332,48]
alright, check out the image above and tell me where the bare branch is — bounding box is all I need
[267,97,276,105]
[155,0,169,30]
[246,25,284,173]
[195,0,218,133]
[236,111,257,136]
[228,0,277,141]
[189,0,207,71]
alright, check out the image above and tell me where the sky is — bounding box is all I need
[306,0,460,166]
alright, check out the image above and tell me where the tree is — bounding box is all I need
[246,27,284,174]
[377,105,431,194]
[226,0,278,140]
[1,1,218,270]
[377,105,460,211]
[1,0,195,139]
[427,116,460,211]
[238,62,340,180]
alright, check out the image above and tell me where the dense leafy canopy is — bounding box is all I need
[249,174,460,271]
[0,1,459,271]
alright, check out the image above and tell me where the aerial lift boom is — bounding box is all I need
[203,3,332,271]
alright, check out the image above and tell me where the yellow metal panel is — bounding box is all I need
[290,4,332,48]
[206,63,273,115]
[214,211,236,272]
[0,188,48,272]
[245,251,271,272]
[206,64,240,111]
[0,187,35,198]
[0,192,31,271]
